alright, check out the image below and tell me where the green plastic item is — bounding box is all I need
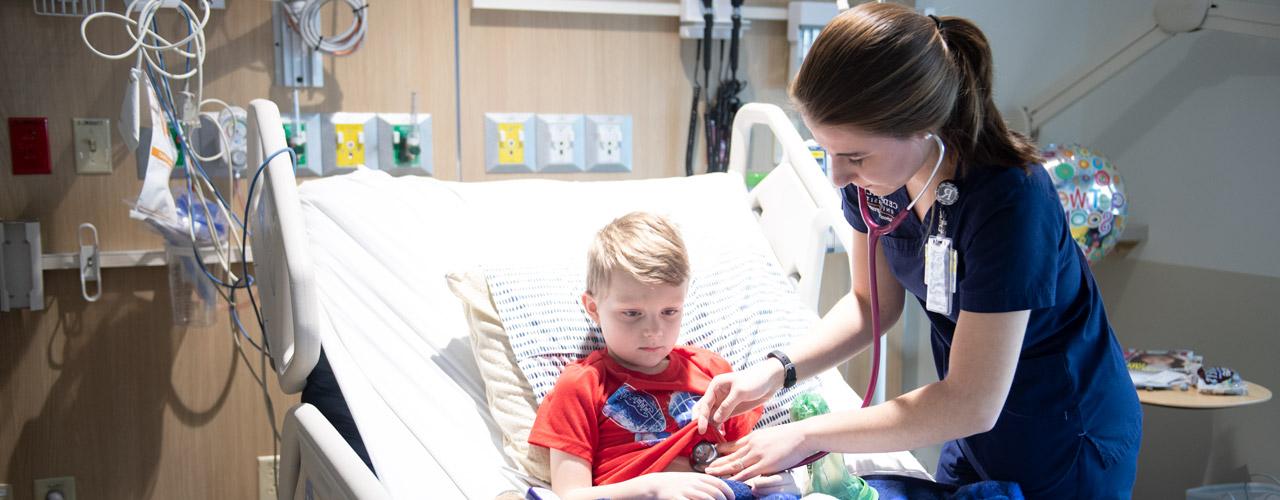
[745,171,768,190]
[790,393,878,500]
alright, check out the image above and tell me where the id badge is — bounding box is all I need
[925,235,956,315]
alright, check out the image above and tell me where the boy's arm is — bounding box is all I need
[549,449,734,500]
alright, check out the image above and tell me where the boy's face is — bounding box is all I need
[582,270,687,374]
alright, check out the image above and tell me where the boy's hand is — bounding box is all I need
[634,472,735,500]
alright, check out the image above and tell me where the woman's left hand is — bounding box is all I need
[704,423,817,481]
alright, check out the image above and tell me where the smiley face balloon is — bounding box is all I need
[1040,144,1127,264]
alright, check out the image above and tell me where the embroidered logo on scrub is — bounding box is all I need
[865,194,900,224]
[604,384,669,445]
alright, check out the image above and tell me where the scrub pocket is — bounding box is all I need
[964,352,1085,497]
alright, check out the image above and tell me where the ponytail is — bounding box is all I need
[935,16,1040,173]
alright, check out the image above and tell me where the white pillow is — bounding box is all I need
[488,248,823,429]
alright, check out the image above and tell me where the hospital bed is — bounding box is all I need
[246,101,931,499]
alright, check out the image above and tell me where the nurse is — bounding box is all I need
[690,3,1142,497]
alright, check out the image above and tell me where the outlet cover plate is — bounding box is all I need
[585,115,632,173]
[536,114,585,173]
[484,113,536,173]
[73,118,113,174]
[34,476,76,500]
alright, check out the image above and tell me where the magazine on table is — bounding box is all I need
[1125,349,1202,390]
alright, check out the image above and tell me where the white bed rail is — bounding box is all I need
[280,404,389,500]
[727,103,884,404]
[247,99,322,394]
[727,103,854,311]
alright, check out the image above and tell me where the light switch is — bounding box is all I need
[74,118,113,174]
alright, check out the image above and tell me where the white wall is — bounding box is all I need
[922,0,1280,278]
[910,0,1280,496]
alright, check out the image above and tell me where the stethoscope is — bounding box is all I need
[695,134,948,476]
[854,132,946,408]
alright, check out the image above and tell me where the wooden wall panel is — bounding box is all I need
[0,0,458,254]
[458,0,793,181]
[0,268,298,500]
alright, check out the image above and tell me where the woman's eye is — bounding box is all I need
[847,157,864,167]
[662,309,680,316]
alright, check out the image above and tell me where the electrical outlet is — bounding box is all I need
[498,123,525,164]
[586,115,632,173]
[334,123,365,168]
[325,113,379,174]
[536,114,585,173]
[282,114,322,177]
[377,113,433,176]
[258,455,278,500]
[484,113,536,173]
[73,118,113,174]
[34,476,75,500]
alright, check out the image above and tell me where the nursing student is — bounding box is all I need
[691,4,1142,497]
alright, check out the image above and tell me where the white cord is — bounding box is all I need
[279,0,368,55]
[81,0,210,105]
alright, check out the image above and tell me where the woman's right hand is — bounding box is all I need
[692,362,785,434]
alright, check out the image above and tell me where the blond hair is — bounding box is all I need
[586,212,690,297]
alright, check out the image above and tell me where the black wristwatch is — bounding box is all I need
[767,350,797,389]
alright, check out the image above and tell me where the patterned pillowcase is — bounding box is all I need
[488,249,823,429]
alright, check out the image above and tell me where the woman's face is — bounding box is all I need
[806,119,933,196]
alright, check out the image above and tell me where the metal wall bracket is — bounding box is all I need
[273,1,325,88]
[0,221,44,312]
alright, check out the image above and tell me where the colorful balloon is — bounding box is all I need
[1040,144,1127,263]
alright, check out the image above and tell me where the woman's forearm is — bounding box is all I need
[794,377,991,454]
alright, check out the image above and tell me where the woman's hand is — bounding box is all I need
[691,363,783,434]
[632,472,735,500]
[704,423,817,481]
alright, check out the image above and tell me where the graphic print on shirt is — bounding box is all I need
[603,384,669,446]
[668,392,701,428]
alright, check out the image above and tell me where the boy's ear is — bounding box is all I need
[582,292,600,323]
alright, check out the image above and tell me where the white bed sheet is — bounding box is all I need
[297,168,929,498]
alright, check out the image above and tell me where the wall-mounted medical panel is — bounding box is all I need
[377,113,433,176]
[536,114,585,173]
[282,113,323,177]
[484,113,537,173]
[585,114,633,173]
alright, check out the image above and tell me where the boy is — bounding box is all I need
[528,212,764,500]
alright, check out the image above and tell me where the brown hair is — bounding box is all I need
[789,3,1040,175]
[586,212,690,297]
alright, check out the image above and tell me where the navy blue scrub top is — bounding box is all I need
[840,164,1142,494]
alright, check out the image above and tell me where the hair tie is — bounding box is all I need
[928,14,943,31]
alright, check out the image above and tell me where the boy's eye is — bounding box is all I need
[662,308,680,316]
[846,157,864,167]
[621,310,641,318]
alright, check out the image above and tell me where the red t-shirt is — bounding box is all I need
[528,345,763,486]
